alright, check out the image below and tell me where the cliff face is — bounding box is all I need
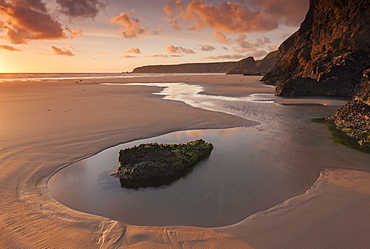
[131,52,277,74]
[263,0,370,147]
[132,61,239,74]
[226,57,256,74]
[263,0,370,97]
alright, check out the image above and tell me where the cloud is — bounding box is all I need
[125,48,141,54]
[152,25,163,35]
[51,45,75,56]
[204,54,246,60]
[66,28,83,38]
[213,31,233,45]
[56,0,105,19]
[119,55,136,59]
[234,34,271,52]
[110,12,147,38]
[199,44,215,51]
[162,2,183,31]
[147,54,183,58]
[163,0,308,33]
[0,44,21,51]
[0,0,67,44]
[165,45,195,54]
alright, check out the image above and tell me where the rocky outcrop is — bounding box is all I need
[255,50,278,74]
[263,0,370,147]
[110,139,213,189]
[327,70,370,147]
[263,0,370,97]
[226,57,256,74]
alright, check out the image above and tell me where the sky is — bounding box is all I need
[0,0,309,73]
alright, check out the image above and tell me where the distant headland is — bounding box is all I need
[131,51,277,75]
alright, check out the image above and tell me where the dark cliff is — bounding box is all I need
[132,61,239,74]
[263,0,370,97]
[131,52,277,74]
[263,0,370,147]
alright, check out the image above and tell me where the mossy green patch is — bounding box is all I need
[313,118,370,154]
[111,139,214,189]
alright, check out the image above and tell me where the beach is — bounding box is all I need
[0,74,369,248]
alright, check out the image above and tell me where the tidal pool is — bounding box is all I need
[48,81,369,227]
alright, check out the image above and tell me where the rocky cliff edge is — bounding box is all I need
[263,0,370,147]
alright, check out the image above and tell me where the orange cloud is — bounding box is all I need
[165,45,195,54]
[199,44,215,51]
[120,55,136,59]
[234,34,271,52]
[163,0,308,33]
[111,12,147,38]
[51,45,75,56]
[213,31,232,45]
[125,48,141,54]
[0,44,21,51]
[66,28,83,38]
[147,54,183,58]
[0,0,66,44]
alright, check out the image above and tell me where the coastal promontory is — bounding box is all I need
[110,139,213,188]
[131,51,277,75]
[263,0,370,147]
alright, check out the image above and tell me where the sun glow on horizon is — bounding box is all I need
[0,58,10,73]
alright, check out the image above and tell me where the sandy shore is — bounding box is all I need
[0,74,369,248]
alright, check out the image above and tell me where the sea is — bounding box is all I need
[0,73,225,83]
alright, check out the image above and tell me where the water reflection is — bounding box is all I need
[49,81,369,228]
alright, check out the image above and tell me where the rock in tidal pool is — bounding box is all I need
[110,139,213,189]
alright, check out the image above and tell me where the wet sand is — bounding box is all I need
[0,74,369,248]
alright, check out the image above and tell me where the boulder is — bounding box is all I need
[110,139,213,189]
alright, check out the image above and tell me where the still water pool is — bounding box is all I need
[48,81,369,227]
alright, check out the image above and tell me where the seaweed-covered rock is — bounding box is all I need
[110,139,213,189]
[326,71,370,147]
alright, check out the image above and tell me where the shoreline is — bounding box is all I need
[1,75,369,248]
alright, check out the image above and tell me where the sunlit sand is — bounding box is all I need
[0,74,369,248]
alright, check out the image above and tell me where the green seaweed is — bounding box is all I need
[111,139,214,188]
[313,118,370,154]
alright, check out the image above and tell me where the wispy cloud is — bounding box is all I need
[234,34,271,52]
[213,31,272,54]
[213,31,233,45]
[0,44,22,51]
[125,48,142,54]
[147,54,183,58]
[119,55,136,59]
[111,12,147,38]
[165,45,195,54]
[51,45,75,56]
[66,28,83,38]
[199,44,215,51]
